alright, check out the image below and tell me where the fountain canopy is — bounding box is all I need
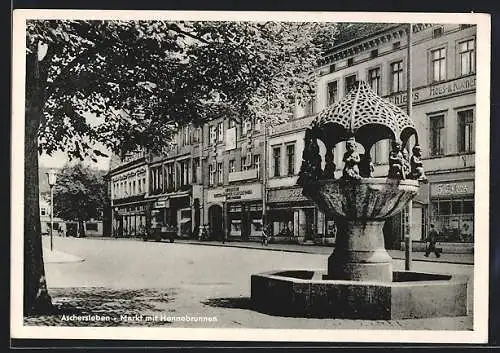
[311,80,418,151]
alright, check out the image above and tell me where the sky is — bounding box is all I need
[38,149,111,171]
[38,112,112,171]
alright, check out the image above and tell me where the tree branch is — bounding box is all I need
[43,39,112,101]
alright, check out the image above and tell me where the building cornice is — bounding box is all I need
[319,24,435,67]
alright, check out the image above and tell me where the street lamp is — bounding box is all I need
[46,169,57,251]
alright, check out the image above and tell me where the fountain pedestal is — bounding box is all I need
[326,220,393,282]
[315,178,419,283]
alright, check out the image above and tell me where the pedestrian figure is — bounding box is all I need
[425,224,441,258]
[261,225,270,246]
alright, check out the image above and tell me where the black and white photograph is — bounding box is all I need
[11,10,490,344]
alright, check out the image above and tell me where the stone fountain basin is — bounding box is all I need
[251,270,468,320]
[313,178,419,219]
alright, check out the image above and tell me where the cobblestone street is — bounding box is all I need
[24,237,474,330]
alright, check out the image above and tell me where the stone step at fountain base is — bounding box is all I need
[251,270,468,320]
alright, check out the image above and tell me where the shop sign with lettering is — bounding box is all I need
[388,75,476,106]
[154,198,169,208]
[430,180,474,197]
[270,116,316,135]
[207,184,262,202]
[268,187,309,203]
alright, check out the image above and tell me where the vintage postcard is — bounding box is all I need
[11,10,490,344]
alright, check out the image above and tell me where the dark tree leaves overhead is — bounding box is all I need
[28,20,339,160]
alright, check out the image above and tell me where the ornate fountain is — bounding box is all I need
[251,81,468,320]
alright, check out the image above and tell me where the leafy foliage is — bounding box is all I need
[53,163,107,227]
[26,20,338,160]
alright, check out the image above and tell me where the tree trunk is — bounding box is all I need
[24,49,53,314]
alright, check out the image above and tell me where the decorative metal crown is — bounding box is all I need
[312,81,417,149]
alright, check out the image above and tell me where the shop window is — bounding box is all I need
[368,67,381,95]
[274,221,293,237]
[286,144,295,176]
[249,204,262,211]
[251,219,263,236]
[391,60,404,93]
[273,146,281,177]
[430,115,445,156]
[431,48,446,82]
[228,204,242,213]
[230,220,242,236]
[86,223,98,231]
[327,81,338,105]
[430,198,474,242]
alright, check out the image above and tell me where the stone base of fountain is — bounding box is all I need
[251,270,468,320]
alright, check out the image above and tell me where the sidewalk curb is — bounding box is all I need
[43,248,85,264]
[176,240,474,266]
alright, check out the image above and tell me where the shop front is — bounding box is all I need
[429,180,474,243]
[267,187,332,244]
[151,194,191,237]
[206,183,262,241]
[113,202,148,238]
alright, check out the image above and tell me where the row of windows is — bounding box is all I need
[430,108,474,156]
[208,154,262,186]
[149,160,194,194]
[173,119,257,148]
[367,107,474,165]
[327,38,475,104]
[113,176,147,199]
[272,143,296,177]
[208,119,259,145]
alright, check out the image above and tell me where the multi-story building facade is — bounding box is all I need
[109,150,149,237]
[203,117,265,241]
[107,22,476,251]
